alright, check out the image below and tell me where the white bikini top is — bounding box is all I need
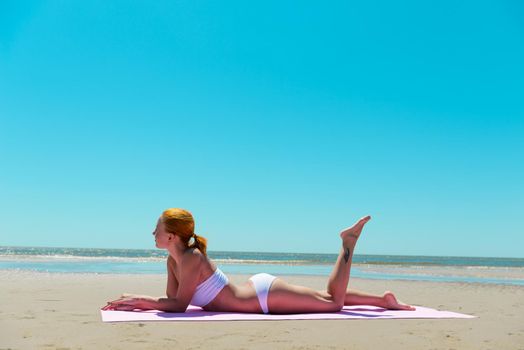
[190,267,229,307]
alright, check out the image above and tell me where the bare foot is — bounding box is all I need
[339,215,371,246]
[383,291,416,311]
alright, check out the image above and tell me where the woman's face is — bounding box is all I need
[152,218,173,249]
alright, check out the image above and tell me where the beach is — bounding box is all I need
[1,271,523,350]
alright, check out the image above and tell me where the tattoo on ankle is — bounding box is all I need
[344,247,350,263]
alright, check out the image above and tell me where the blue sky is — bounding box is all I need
[0,0,522,257]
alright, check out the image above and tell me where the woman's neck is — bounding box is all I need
[167,242,187,265]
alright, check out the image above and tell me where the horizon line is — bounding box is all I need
[1,245,523,260]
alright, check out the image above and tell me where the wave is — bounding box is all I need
[3,254,524,272]
[1,246,524,268]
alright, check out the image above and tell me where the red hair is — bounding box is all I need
[161,208,208,256]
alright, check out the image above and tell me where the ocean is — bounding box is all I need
[1,246,523,286]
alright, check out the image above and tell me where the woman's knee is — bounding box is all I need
[317,291,343,311]
[329,299,344,312]
[316,293,343,312]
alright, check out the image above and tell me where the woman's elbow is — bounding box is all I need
[158,298,187,313]
[172,306,187,313]
[166,305,187,313]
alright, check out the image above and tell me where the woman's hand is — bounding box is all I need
[102,294,158,311]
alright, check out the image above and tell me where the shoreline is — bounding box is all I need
[2,264,524,286]
[2,271,523,349]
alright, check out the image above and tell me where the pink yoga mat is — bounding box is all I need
[100,305,475,322]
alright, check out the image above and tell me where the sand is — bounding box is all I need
[1,270,523,350]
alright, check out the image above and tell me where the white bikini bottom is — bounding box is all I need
[249,273,277,314]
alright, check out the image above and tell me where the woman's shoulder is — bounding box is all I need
[182,247,205,264]
[185,248,217,271]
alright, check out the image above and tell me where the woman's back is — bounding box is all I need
[173,248,263,313]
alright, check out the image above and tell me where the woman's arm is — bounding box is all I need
[102,295,187,313]
[166,255,179,298]
[103,252,202,313]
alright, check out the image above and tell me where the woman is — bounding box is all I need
[104,208,414,314]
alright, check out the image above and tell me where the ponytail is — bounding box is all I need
[190,233,208,256]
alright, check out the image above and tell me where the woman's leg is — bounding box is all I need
[323,216,414,311]
[266,279,342,314]
[266,216,371,314]
[317,289,415,310]
[325,216,371,306]
[345,289,415,310]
